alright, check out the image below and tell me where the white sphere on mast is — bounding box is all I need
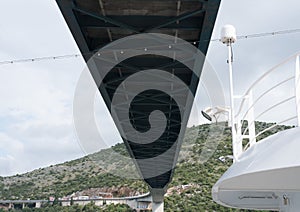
[221,25,237,45]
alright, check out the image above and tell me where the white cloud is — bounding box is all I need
[0,52,85,176]
[0,132,25,176]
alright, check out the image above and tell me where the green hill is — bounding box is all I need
[0,122,292,211]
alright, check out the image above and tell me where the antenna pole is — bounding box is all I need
[221,24,242,161]
[227,43,238,162]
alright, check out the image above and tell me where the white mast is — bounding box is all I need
[220,25,242,161]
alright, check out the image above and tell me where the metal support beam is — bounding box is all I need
[80,15,202,30]
[197,0,221,54]
[73,7,141,33]
[143,8,205,32]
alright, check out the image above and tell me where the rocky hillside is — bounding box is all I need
[0,122,292,211]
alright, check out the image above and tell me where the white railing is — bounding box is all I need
[233,52,300,160]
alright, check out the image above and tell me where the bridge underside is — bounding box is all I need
[56,0,221,200]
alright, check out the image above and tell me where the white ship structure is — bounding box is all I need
[212,29,300,212]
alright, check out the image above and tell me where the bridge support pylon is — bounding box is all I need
[152,201,163,212]
[151,188,165,212]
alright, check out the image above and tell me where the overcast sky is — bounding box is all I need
[0,0,299,176]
